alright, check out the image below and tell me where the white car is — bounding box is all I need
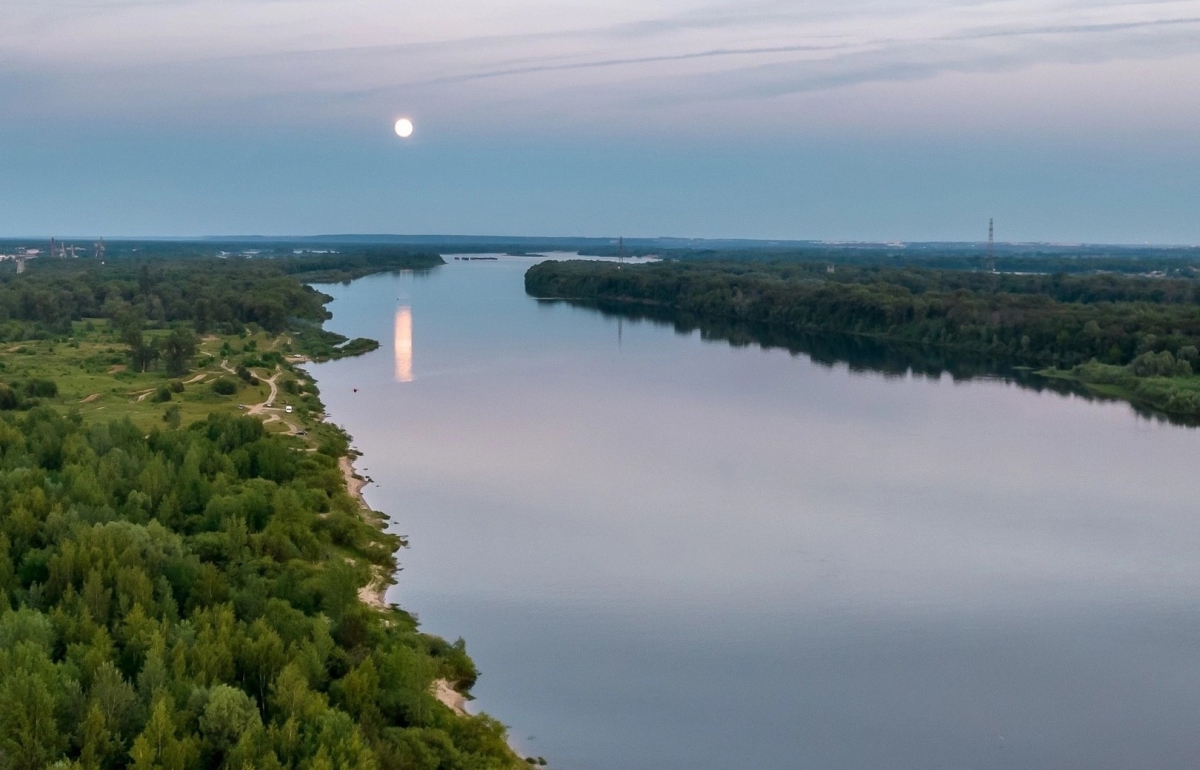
[285,405,293,414]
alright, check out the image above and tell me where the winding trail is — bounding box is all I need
[246,370,279,416]
[247,368,300,435]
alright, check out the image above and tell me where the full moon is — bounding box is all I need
[394,118,414,139]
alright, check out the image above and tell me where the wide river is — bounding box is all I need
[309,255,1200,770]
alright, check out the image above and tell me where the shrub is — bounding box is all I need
[23,378,58,398]
[1131,350,1191,378]
[212,378,237,396]
[154,385,172,402]
[0,384,17,410]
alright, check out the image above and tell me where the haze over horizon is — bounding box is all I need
[1,0,1198,242]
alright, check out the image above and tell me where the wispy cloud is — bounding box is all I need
[1,0,1198,131]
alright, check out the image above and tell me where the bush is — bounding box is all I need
[0,384,17,410]
[1131,350,1191,378]
[23,378,57,398]
[170,380,185,393]
[212,378,237,396]
[154,385,173,402]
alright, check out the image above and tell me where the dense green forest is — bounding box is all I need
[0,251,442,359]
[526,259,1200,419]
[583,243,1200,276]
[0,251,527,770]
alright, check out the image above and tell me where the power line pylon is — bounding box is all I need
[986,218,995,273]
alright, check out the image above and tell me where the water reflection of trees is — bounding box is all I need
[544,298,1199,428]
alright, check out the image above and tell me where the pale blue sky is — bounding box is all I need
[1,0,1198,242]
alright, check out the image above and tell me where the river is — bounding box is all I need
[307,255,1200,770]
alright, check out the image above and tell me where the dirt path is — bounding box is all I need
[80,393,101,404]
[133,389,155,402]
[184,372,208,384]
[246,369,301,435]
[247,370,279,416]
[219,359,236,374]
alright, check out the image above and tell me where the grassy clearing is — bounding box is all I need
[0,318,327,440]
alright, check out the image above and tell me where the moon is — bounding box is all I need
[394,118,414,139]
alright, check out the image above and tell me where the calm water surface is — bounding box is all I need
[308,256,1200,770]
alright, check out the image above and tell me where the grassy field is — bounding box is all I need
[0,318,342,445]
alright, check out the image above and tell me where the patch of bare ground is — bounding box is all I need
[433,680,468,716]
[80,393,102,404]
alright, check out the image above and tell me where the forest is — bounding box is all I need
[0,251,527,770]
[525,259,1200,418]
[0,250,442,358]
[581,242,1200,276]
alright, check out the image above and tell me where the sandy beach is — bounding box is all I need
[338,453,472,717]
[341,454,388,609]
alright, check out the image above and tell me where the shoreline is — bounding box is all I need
[340,454,391,611]
[306,276,530,764]
[337,446,473,718]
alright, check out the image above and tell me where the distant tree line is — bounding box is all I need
[0,250,442,339]
[0,251,442,363]
[526,259,1200,417]
[581,245,1200,276]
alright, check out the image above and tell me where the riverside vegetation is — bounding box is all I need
[0,252,529,770]
[525,258,1200,419]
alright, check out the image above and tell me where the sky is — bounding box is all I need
[0,0,1198,242]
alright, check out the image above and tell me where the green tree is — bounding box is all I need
[199,685,261,752]
[78,703,117,770]
[129,697,195,770]
[161,328,196,378]
[0,656,63,770]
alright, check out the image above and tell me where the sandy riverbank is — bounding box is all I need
[340,455,387,609]
[338,453,470,717]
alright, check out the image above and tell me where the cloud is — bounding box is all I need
[1,0,1198,132]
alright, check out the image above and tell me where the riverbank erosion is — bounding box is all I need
[0,250,526,769]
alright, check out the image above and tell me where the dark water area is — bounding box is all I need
[307,256,1200,770]
[552,296,1199,426]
